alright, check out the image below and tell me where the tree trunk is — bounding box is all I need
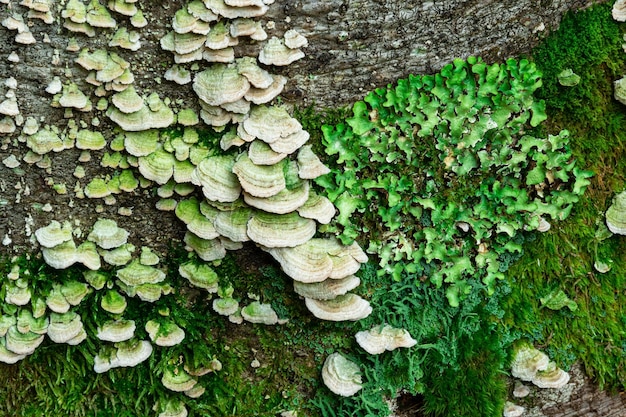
[0,1,622,417]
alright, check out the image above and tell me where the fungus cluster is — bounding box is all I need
[0,77,20,134]
[62,0,146,37]
[510,343,570,389]
[75,48,135,97]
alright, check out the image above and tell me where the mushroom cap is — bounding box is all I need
[164,65,192,85]
[172,8,198,34]
[266,238,335,283]
[145,319,186,346]
[511,343,550,381]
[321,353,363,397]
[284,29,308,49]
[184,232,227,262]
[138,148,176,185]
[212,297,239,316]
[232,152,286,198]
[158,400,189,417]
[235,58,274,89]
[193,64,250,106]
[268,129,310,155]
[101,243,136,266]
[244,75,288,105]
[162,367,197,392]
[355,324,417,355]
[42,240,78,269]
[46,286,70,313]
[76,129,106,150]
[213,207,253,242]
[47,311,84,344]
[6,326,45,355]
[59,83,90,109]
[297,145,331,179]
[86,0,116,28]
[111,86,144,114]
[108,0,138,16]
[248,140,287,165]
[247,211,316,248]
[178,261,219,292]
[0,337,27,364]
[116,260,166,287]
[16,309,48,335]
[205,0,268,18]
[88,219,129,249]
[241,301,279,325]
[115,340,153,368]
[60,280,91,306]
[97,319,136,342]
[613,0,626,21]
[531,362,570,389]
[188,0,219,21]
[109,27,141,51]
[243,178,310,214]
[293,275,360,301]
[205,21,235,50]
[503,402,525,417]
[606,191,626,234]
[259,37,305,66]
[191,155,241,203]
[124,129,160,157]
[305,294,372,321]
[297,191,336,224]
[176,197,220,240]
[35,220,73,248]
[101,290,127,314]
[26,127,65,154]
[242,105,302,143]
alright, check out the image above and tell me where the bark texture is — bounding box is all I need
[515,364,626,417]
[272,0,598,107]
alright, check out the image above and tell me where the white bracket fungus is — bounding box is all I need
[321,352,363,397]
[355,324,417,354]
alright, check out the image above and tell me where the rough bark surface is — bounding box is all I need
[514,364,626,417]
[275,0,598,107]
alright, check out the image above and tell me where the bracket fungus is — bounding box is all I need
[614,0,626,21]
[178,261,219,292]
[191,155,242,202]
[511,342,569,388]
[162,367,198,392]
[531,362,570,389]
[97,319,136,342]
[321,352,363,397]
[232,152,287,198]
[35,220,73,248]
[305,294,372,322]
[247,211,316,248]
[293,275,360,301]
[605,190,626,234]
[240,301,279,324]
[193,64,250,107]
[259,36,305,66]
[116,260,166,287]
[145,319,186,347]
[101,289,127,314]
[355,325,417,354]
[88,219,129,249]
[47,311,86,344]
